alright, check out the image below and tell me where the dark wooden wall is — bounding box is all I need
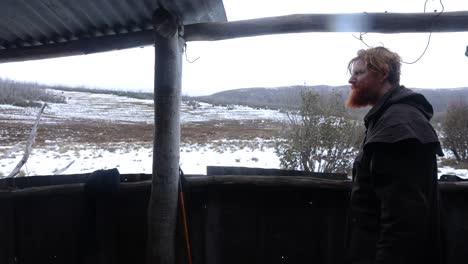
[0,170,467,264]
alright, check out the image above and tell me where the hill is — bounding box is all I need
[195,85,468,114]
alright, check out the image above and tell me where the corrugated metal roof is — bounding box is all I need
[0,0,226,50]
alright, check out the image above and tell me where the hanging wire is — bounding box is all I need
[401,33,433,64]
[402,0,444,64]
[184,43,200,64]
[352,32,371,48]
[352,0,445,65]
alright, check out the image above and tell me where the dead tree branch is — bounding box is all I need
[53,160,75,175]
[7,104,47,178]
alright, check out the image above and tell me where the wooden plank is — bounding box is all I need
[0,175,467,199]
[1,11,468,63]
[206,166,348,180]
[204,192,221,264]
[0,180,151,199]
[0,173,150,189]
[146,8,183,264]
[0,198,15,264]
[187,175,353,190]
[13,193,85,264]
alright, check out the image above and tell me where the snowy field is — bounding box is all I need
[0,90,283,176]
[0,140,280,176]
[0,89,467,179]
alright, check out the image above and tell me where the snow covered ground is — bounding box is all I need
[0,90,283,177]
[439,166,468,179]
[43,90,287,124]
[0,89,467,179]
[0,140,280,176]
[0,90,288,124]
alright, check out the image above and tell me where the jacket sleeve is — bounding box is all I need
[369,141,436,264]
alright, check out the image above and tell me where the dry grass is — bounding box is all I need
[0,118,282,149]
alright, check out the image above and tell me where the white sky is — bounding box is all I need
[0,0,467,96]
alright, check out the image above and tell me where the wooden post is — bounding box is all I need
[147,8,183,264]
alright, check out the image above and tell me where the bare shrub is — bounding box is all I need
[49,85,154,100]
[0,78,66,107]
[186,100,201,109]
[442,100,468,161]
[275,91,363,174]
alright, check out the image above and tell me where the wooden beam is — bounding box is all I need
[1,11,468,63]
[0,176,466,199]
[185,175,468,192]
[146,8,183,264]
[187,175,353,190]
[0,181,151,199]
[1,175,467,198]
[184,11,468,41]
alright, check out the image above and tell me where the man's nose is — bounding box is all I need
[348,76,355,84]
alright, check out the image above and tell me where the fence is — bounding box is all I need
[0,168,467,264]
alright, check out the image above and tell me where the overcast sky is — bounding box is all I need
[0,0,467,96]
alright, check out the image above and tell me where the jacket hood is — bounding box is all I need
[363,85,443,156]
[364,85,434,128]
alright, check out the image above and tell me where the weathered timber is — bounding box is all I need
[206,166,348,180]
[146,8,184,264]
[0,175,467,199]
[187,175,352,190]
[184,12,468,41]
[53,160,76,175]
[1,11,468,63]
[8,104,47,178]
[0,198,15,263]
[0,173,151,190]
[0,181,151,199]
[1,172,468,264]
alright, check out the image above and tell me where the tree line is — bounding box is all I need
[0,78,66,107]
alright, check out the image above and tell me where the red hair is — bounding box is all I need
[348,47,402,85]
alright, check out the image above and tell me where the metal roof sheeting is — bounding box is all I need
[0,0,226,50]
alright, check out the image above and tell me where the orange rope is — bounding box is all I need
[179,181,193,264]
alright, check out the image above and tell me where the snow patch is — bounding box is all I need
[0,142,280,176]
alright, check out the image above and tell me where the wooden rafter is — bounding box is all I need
[0,11,467,63]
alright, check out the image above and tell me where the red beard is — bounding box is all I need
[345,84,380,108]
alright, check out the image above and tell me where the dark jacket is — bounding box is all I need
[347,85,444,264]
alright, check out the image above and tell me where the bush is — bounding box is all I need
[0,78,66,107]
[49,85,154,100]
[275,91,363,174]
[442,100,468,161]
[186,100,201,109]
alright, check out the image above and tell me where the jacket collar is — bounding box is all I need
[363,85,401,128]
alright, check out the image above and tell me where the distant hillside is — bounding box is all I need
[195,85,344,110]
[196,85,468,114]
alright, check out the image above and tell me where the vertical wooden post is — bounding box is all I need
[147,8,183,264]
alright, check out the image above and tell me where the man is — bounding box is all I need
[345,47,444,264]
